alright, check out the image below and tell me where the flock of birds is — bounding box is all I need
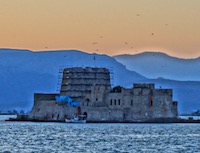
[89,13,169,53]
[44,13,169,53]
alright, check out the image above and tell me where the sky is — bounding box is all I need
[0,0,200,58]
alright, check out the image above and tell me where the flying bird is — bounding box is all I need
[92,42,98,45]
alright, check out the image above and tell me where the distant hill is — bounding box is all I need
[114,52,200,81]
[0,49,199,113]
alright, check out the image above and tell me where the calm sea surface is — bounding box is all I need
[0,115,199,153]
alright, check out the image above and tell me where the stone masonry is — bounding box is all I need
[28,67,178,122]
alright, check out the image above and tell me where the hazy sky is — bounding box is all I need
[1,0,200,58]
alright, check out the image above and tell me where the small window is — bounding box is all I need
[123,113,126,119]
[150,100,153,106]
[96,98,98,101]
[114,99,116,105]
[86,98,90,102]
[149,95,153,106]
[131,100,133,106]
[118,99,120,105]
[110,99,112,105]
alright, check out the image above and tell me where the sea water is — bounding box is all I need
[0,115,199,153]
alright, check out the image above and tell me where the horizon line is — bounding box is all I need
[0,47,199,60]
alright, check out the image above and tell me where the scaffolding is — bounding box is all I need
[57,66,114,92]
[56,66,65,93]
[107,67,114,87]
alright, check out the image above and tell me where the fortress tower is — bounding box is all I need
[60,67,111,100]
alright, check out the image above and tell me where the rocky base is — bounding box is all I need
[6,118,65,122]
[6,117,200,123]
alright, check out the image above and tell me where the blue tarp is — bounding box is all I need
[55,96,72,103]
[68,101,80,107]
[55,95,80,107]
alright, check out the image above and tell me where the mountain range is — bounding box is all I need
[0,48,199,113]
[114,52,200,81]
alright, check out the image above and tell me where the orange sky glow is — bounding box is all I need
[0,0,200,58]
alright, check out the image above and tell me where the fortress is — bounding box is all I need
[28,67,178,122]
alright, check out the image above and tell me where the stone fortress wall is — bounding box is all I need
[29,67,178,122]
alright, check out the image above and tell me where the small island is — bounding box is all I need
[8,67,200,123]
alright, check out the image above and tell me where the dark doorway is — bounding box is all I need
[123,113,126,120]
[83,112,87,119]
[57,114,60,120]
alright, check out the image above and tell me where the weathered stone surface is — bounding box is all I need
[28,67,178,122]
